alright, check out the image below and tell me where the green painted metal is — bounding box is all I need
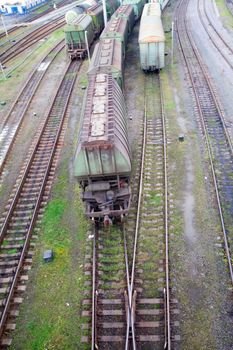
[122,0,145,19]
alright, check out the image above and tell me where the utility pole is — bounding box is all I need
[102,0,107,27]
[171,21,174,66]
[85,31,90,64]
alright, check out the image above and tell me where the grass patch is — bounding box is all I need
[215,0,233,28]
[148,190,162,206]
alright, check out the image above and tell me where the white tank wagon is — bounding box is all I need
[138,3,165,71]
[65,0,97,24]
[74,73,131,222]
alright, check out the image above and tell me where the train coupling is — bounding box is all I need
[104,215,112,226]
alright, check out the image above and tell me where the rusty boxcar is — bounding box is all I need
[100,16,128,56]
[88,38,123,87]
[112,4,135,34]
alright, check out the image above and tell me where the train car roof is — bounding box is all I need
[87,3,103,16]
[64,14,93,31]
[75,73,131,177]
[114,4,134,16]
[139,15,165,43]
[64,13,92,30]
[101,17,128,38]
[123,0,143,4]
[141,3,161,17]
[88,39,122,75]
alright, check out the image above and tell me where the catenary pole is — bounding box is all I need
[102,0,107,27]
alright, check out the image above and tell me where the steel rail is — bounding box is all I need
[158,73,171,350]
[0,17,65,64]
[123,223,132,350]
[126,97,147,350]
[0,40,65,175]
[176,0,233,283]
[91,226,97,350]
[197,0,233,71]
[0,60,79,337]
[1,39,65,131]
[187,0,233,155]
[0,0,72,40]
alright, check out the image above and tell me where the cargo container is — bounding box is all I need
[138,3,165,70]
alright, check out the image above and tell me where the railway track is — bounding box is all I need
[176,0,233,282]
[0,0,73,40]
[0,59,80,347]
[125,73,178,349]
[197,0,233,69]
[81,72,179,349]
[0,40,65,179]
[0,16,65,65]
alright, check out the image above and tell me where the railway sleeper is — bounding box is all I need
[11,214,32,221]
[0,244,23,250]
[98,335,125,342]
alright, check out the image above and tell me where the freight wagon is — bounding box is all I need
[88,38,123,87]
[112,4,135,34]
[74,73,131,222]
[138,2,165,70]
[64,13,96,59]
[100,16,129,57]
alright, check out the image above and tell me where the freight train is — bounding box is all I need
[73,0,146,223]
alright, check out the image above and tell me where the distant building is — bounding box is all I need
[0,0,47,15]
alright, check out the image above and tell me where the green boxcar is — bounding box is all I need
[87,3,104,35]
[122,0,145,20]
[64,14,95,59]
[106,0,120,18]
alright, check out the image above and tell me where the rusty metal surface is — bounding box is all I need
[88,39,123,85]
[113,4,135,32]
[139,15,165,43]
[75,73,131,177]
[100,16,128,44]
[87,3,103,16]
